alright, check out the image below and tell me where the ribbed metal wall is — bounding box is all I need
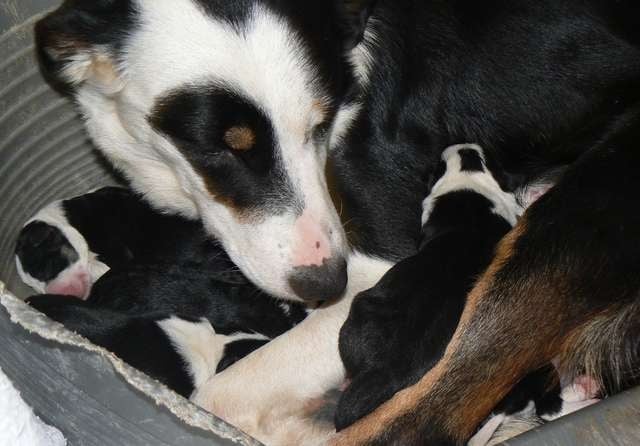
[0,0,117,299]
[1,2,638,446]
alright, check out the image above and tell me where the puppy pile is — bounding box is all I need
[16,145,597,444]
[16,187,308,398]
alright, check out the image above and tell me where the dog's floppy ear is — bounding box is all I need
[34,0,133,95]
[337,0,378,50]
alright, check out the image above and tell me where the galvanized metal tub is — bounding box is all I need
[0,1,638,445]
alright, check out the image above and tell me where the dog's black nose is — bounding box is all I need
[288,256,348,301]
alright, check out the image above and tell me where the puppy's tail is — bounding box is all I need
[556,297,640,396]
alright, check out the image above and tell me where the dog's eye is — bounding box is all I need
[224,126,256,152]
[311,122,331,144]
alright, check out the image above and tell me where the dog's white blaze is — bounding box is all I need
[73,0,347,300]
[158,317,268,393]
[422,144,523,227]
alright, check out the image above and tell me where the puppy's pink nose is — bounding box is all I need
[46,271,90,300]
[292,211,332,267]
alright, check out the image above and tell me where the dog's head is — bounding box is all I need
[36,0,376,301]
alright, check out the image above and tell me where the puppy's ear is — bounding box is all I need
[34,0,133,95]
[337,0,378,50]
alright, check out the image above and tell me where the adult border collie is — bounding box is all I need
[36,1,640,445]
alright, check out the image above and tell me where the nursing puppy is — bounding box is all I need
[18,187,307,397]
[469,368,601,446]
[35,1,640,444]
[15,186,254,297]
[336,144,521,430]
[338,145,598,439]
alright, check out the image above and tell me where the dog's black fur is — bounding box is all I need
[34,0,640,443]
[326,2,640,441]
[16,221,80,284]
[330,0,640,260]
[20,188,307,397]
[336,145,517,429]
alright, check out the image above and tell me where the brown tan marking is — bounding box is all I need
[196,170,254,223]
[224,126,256,152]
[332,220,589,445]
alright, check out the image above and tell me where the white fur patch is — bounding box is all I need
[16,201,109,294]
[349,18,380,87]
[157,317,268,393]
[422,144,523,227]
[330,101,362,150]
[73,0,348,300]
[190,251,394,445]
[470,402,540,446]
[468,413,506,446]
[15,257,47,295]
[517,181,556,209]
[279,302,292,316]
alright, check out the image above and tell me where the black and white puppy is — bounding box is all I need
[469,367,601,446]
[336,144,522,429]
[15,186,235,299]
[35,0,356,304]
[337,145,594,439]
[17,187,307,397]
[35,1,640,443]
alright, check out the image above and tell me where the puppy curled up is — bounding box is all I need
[16,187,309,398]
[335,144,597,443]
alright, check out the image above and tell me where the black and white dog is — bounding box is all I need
[336,144,598,442]
[336,144,522,430]
[16,187,307,397]
[35,1,640,444]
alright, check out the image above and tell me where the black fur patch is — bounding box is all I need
[336,191,513,430]
[216,338,269,373]
[149,88,298,215]
[24,187,308,397]
[329,0,640,259]
[458,148,484,172]
[15,221,79,282]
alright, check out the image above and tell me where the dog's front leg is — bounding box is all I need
[192,252,393,445]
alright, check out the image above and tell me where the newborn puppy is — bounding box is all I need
[18,187,307,397]
[15,187,235,299]
[336,144,522,430]
[470,369,601,446]
[27,269,306,397]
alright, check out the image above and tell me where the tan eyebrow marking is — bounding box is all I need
[224,126,256,152]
